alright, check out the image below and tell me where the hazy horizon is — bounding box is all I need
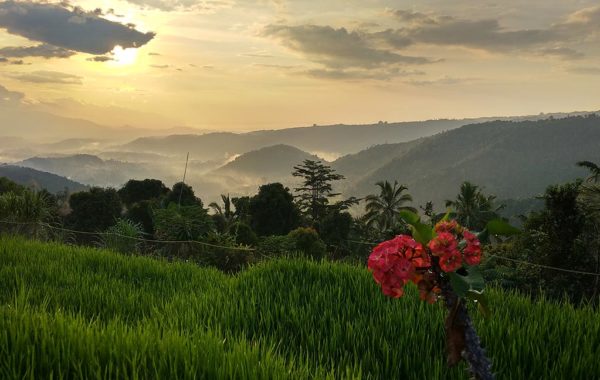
[1,0,600,132]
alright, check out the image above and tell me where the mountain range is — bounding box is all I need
[0,165,87,194]
[2,112,599,214]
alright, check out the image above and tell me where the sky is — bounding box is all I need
[1,0,600,131]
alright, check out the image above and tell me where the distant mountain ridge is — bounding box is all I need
[0,165,88,194]
[121,111,600,161]
[215,144,322,178]
[16,154,156,188]
[344,115,600,206]
[120,119,492,160]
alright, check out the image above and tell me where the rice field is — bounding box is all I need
[0,236,598,379]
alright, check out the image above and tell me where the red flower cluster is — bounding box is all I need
[367,235,430,298]
[368,220,483,301]
[462,230,482,265]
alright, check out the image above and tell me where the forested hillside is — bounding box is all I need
[0,165,87,193]
[346,115,600,204]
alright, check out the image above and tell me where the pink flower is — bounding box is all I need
[439,250,463,272]
[462,230,482,265]
[434,220,459,233]
[368,235,428,298]
[428,232,458,257]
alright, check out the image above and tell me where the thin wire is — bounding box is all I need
[488,254,600,277]
[0,220,255,252]
[2,220,599,276]
[344,236,600,278]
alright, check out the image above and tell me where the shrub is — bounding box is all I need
[257,235,296,257]
[101,219,144,255]
[153,204,214,257]
[288,227,327,259]
[229,222,258,246]
[198,233,253,273]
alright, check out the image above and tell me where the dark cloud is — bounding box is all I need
[87,55,113,62]
[262,24,432,70]
[9,70,83,85]
[395,18,556,51]
[389,9,438,25]
[10,59,26,65]
[0,1,155,55]
[383,6,600,54]
[0,44,74,59]
[148,52,161,56]
[150,64,169,69]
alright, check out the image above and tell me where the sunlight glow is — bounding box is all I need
[111,45,138,66]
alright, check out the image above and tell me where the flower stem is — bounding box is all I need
[441,278,495,380]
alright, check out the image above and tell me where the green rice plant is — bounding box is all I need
[0,190,51,239]
[100,218,144,255]
[0,236,598,379]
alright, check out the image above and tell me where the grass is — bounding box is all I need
[0,236,599,379]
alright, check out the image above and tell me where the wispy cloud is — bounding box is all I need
[9,71,83,85]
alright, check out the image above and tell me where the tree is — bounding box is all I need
[319,209,353,249]
[209,194,234,232]
[0,177,25,195]
[577,160,600,183]
[292,160,344,223]
[445,182,502,230]
[232,196,251,224]
[124,199,158,236]
[67,187,122,232]
[153,203,214,257]
[165,182,202,207]
[364,181,416,235]
[249,183,300,236]
[118,179,169,207]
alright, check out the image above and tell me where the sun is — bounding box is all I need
[111,45,138,66]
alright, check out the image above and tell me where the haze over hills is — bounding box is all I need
[0,165,87,194]
[120,111,600,162]
[16,155,161,188]
[121,119,478,160]
[215,145,322,178]
[345,115,600,206]
[3,112,599,212]
[0,106,210,144]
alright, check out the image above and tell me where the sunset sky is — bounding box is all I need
[1,0,600,131]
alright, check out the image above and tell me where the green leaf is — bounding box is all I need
[440,209,452,222]
[398,210,420,225]
[466,290,491,318]
[410,222,435,245]
[398,210,435,244]
[486,219,521,236]
[448,266,485,297]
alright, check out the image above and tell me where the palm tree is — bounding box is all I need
[577,161,600,183]
[365,181,416,234]
[445,182,502,230]
[209,194,234,230]
[578,184,600,221]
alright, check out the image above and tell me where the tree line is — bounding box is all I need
[1,159,599,304]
